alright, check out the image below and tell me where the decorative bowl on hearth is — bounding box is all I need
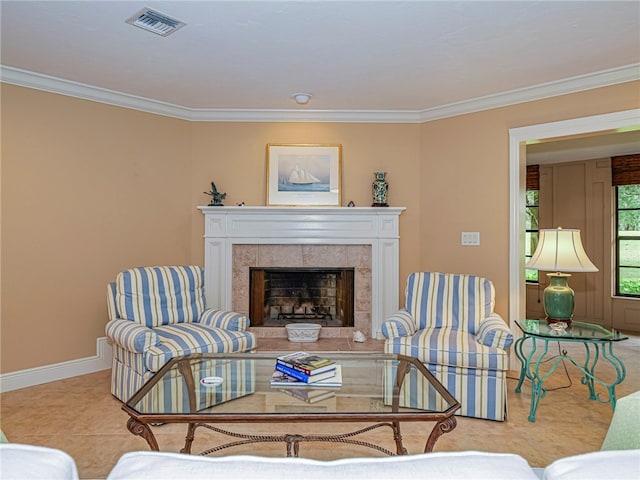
[285,323,322,342]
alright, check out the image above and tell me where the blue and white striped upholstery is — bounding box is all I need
[116,266,205,328]
[381,310,416,338]
[131,359,256,414]
[106,319,159,353]
[390,328,510,370]
[405,272,494,334]
[477,313,514,350]
[383,272,513,421]
[387,363,508,421]
[106,265,257,402]
[200,309,250,331]
[146,323,255,372]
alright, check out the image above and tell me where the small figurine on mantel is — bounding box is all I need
[204,181,226,206]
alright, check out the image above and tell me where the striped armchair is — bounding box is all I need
[382,272,513,421]
[105,266,256,402]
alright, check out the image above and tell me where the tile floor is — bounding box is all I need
[1,334,638,479]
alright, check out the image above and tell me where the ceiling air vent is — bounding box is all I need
[125,8,186,37]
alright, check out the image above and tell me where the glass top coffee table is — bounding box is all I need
[122,352,460,457]
[514,319,628,422]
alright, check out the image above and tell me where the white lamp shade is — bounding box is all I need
[525,228,598,273]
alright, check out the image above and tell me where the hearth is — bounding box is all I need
[250,267,354,327]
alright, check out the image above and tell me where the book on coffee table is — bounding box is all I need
[270,364,342,388]
[276,352,336,375]
[274,362,336,383]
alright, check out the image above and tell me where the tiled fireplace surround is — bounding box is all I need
[235,244,368,337]
[199,206,405,340]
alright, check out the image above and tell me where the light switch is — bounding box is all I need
[461,232,480,246]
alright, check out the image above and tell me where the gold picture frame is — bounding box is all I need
[266,144,342,206]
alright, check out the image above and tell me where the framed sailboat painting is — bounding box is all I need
[266,144,342,206]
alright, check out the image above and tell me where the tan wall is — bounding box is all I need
[1,84,193,372]
[187,122,422,282]
[418,82,640,317]
[1,80,639,373]
[418,112,510,314]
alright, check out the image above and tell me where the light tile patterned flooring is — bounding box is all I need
[1,334,638,479]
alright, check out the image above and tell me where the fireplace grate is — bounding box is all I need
[277,306,333,322]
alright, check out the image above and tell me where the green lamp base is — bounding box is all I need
[543,273,575,325]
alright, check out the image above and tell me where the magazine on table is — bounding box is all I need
[270,364,342,388]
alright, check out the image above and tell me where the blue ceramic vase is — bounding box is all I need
[372,172,389,207]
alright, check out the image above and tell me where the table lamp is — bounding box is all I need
[525,227,598,325]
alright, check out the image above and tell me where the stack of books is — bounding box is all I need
[270,352,342,387]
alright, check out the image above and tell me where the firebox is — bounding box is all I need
[249,267,355,327]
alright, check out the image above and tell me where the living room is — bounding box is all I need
[1,1,639,479]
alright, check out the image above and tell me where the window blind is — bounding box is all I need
[612,154,640,186]
[526,165,540,190]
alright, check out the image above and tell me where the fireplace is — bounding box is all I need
[235,244,368,336]
[250,267,355,327]
[198,206,405,339]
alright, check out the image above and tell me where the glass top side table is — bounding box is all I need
[514,319,628,422]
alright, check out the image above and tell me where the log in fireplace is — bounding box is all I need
[249,267,355,327]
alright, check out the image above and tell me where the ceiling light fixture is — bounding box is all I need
[125,8,186,37]
[293,93,312,105]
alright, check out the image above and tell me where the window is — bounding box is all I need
[525,165,540,283]
[616,184,640,297]
[525,190,539,282]
[612,154,640,298]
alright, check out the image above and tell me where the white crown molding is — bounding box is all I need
[418,63,640,122]
[2,63,639,123]
[187,108,422,123]
[0,66,194,120]
[0,337,111,393]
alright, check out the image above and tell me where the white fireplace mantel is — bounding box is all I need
[198,206,405,338]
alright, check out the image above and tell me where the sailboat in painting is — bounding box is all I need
[288,165,320,185]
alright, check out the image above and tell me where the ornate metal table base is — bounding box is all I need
[514,334,626,422]
[126,418,159,450]
[127,417,457,457]
[124,353,460,458]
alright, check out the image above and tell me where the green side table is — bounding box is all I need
[514,319,628,422]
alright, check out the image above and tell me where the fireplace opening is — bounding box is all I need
[249,267,354,327]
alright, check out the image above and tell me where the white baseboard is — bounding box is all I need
[0,337,112,393]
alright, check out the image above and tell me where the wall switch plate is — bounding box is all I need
[461,232,480,246]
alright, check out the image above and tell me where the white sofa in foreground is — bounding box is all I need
[1,444,638,479]
[543,450,640,480]
[105,449,640,480]
[106,451,539,480]
[0,443,79,480]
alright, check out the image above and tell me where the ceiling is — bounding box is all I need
[1,0,639,118]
